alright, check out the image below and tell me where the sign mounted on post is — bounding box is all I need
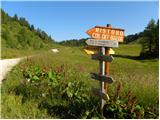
[92,54,114,62]
[86,25,124,42]
[85,24,124,113]
[86,39,118,47]
[91,72,114,84]
[84,47,115,55]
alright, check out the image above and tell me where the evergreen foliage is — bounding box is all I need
[124,19,159,59]
[140,19,159,59]
[124,33,141,44]
[1,9,55,49]
[59,38,88,46]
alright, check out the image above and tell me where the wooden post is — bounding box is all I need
[99,47,106,110]
[104,48,110,95]
[86,24,124,117]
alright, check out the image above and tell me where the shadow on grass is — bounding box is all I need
[113,54,141,60]
[38,97,101,119]
[46,105,72,119]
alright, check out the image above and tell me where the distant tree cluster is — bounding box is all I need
[124,33,141,44]
[59,18,159,59]
[59,38,88,46]
[124,19,159,59]
[139,19,159,59]
[1,9,55,49]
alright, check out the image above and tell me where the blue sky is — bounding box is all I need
[1,1,159,41]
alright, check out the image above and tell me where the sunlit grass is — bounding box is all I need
[1,43,158,118]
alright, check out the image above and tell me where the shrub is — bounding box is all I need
[11,63,158,118]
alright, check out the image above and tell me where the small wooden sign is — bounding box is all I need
[86,25,124,42]
[93,88,110,100]
[109,48,115,54]
[91,72,114,84]
[84,46,115,55]
[92,54,113,62]
[86,39,118,47]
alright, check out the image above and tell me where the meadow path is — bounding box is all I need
[0,49,59,84]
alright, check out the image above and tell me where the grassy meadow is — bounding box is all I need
[1,43,62,59]
[1,43,159,118]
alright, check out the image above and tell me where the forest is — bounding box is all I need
[1,9,55,50]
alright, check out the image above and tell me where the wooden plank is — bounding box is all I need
[86,39,118,47]
[83,46,115,55]
[99,47,106,110]
[86,25,125,42]
[92,54,114,62]
[104,48,110,95]
[95,25,125,31]
[90,72,114,84]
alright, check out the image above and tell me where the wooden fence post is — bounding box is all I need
[104,48,110,96]
[99,47,106,110]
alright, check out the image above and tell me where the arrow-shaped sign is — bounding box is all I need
[91,73,114,84]
[92,54,114,62]
[86,26,124,42]
[86,39,118,47]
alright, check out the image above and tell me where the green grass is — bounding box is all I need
[1,44,159,118]
[1,94,51,119]
[111,44,158,108]
[1,43,62,59]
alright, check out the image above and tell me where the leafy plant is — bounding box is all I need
[11,64,159,119]
[103,83,145,119]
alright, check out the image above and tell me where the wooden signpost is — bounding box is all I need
[86,24,124,113]
[86,25,124,42]
[91,72,114,84]
[86,39,118,47]
[92,54,113,62]
[84,46,115,55]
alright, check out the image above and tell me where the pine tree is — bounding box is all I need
[13,14,18,21]
[140,19,159,58]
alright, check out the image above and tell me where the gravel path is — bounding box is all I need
[0,58,22,84]
[0,49,58,84]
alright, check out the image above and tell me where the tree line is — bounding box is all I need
[59,19,159,59]
[58,38,88,47]
[1,9,55,49]
[139,19,159,59]
[1,9,158,59]
[125,19,159,59]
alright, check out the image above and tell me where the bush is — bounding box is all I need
[14,64,101,118]
[10,62,158,118]
[103,84,144,119]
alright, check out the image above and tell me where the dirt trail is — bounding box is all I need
[0,58,22,84]
[0,49,59,84]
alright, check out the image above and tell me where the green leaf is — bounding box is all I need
[67,90,73,98]
[48,71,52,79]
[85,110,90,116]
[32,75,39,81]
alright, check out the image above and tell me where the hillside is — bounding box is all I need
[1,9,55,50]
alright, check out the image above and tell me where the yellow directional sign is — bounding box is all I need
[84,47,115,55]
[84,49,95,55]
[83,46,98,55]
[109,48,115,54]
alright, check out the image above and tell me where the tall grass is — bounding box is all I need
[1,44,159,118]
